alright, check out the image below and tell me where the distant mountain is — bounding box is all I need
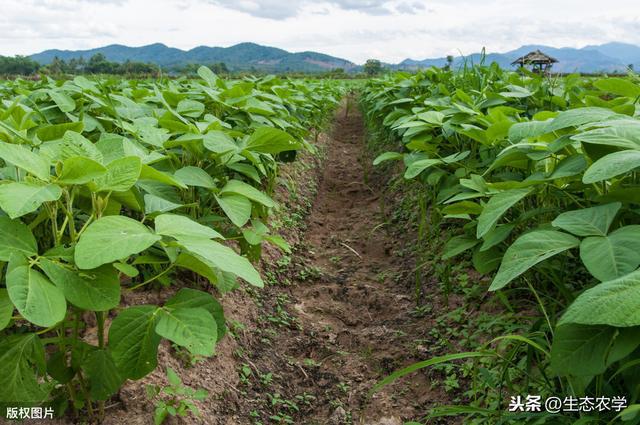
[30,42,357,73]
[398,42,640,73]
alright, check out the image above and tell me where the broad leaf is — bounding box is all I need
[0,182,62,219]
[0,334,51,403]
[82,349,124,400]
[219,179,275,208]
[246,127,302,154]
[476,188,530,238]
[178,238,263,287]
[174,166,216,189]
[551,202,620,237]
[75,216,161,269]
[6,253,66,327]
[155,213,224,240]
[442,236,479,260]
[57,156,106,185]
[109,305,161,380]
[0,142,50,180]
[165,288,226,340]
[0,216,37,261]
[92,156,142,192]
[551,324,614,376]
[156,308,217,356]
[490,230,579,290]
[0,289,13,330]
[579,225,640,281]
[39,259,121,311]
[215,194,252,227]
[583,150,640,183]
[560,268,640,327]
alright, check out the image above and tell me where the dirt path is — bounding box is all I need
[241,104,449,424]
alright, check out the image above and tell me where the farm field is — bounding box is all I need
[0,65,640,425]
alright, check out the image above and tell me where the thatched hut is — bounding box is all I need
[511,50,558,74]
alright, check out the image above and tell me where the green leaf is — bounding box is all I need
[0,289,13,331]
[0,216,38,261]
[480,224,515,251]
[197,66,218,87]
[140,164,187,189]
[48,89,75,112]
[178,238,263,287]
[594,78,640,98]
[36,122,84,142]
[0,334,51,403]
[0,142,50,180]
[92,156,142,192]
[57,156,106,185]
[550,324,614,376]
[174,166,216,189]
[246,127,302,154]
[156,214,223,241]
[144,194,183,215]
[82,349,124,400]
[38,259,121,311]
[109,305,161,380]
[508,120,551,142]
[547,107,620,132]
[75,216,161,269]
[560,268,640,327]
[572,121,640,150]
[551,203,621,237]
[155,308,217,356]
[177,100,205,118]
[219,179,275,208]
[373,152,403,165]
[583,150,640,183]
[442,236,479,260]
[203,131,238,154]
[579,225,640,282]
[6,253,66,327]
[472,247,501,274]
[165,288,225,341]
[490,230,580,291]
[404,159,441,179]
[476,188,530,238]
[0,182,62,219]
[215,194,252,227]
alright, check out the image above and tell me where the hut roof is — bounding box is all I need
[511,49,559,65]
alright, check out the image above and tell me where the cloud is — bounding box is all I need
[204,0,424,19]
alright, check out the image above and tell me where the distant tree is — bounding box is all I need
[0,55,40,75]
[46,56,68,75]
[629,64,635,72]
[363,59,382,76]
[445,55,454,70]
[86,53,116,74]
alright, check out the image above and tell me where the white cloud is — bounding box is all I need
[0,0,638,63]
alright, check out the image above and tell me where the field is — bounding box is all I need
[0,66,640,425]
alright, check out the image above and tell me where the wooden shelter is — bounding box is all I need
[511,49,558,74]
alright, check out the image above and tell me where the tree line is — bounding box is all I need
[0,53,230,77]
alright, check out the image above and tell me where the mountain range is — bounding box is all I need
[400,42,640,73]
[29,42,640,74]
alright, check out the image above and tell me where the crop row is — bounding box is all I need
[361,66,640,422]
[0,67,340,420]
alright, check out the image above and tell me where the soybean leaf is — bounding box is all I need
[560,268,640,327]
[39,259,121,311]
[404,159,441,179]
[0,216,38,261]
[547,107,620,132]
[174,166,216,189]
[373,152,403,165]
[155,213,224,240]
[552,203,621,237]
[0,334,51,403]
[165,288,226,341]
[0,142,50,180]
[139,164,187,189]
[82,349,124,401]
[57,156,107,185]
[594,78,640,98]
[579,225,640,282]
[155,308,217,356]
[203,131,238,154]
[442,236,479,260]
[550,324,614,376]
[490,230,579,291]
[109,305,161,380]
[178,238,263,287]
[6,253,66,327]
[583,150,640,183]
[0,289,13,330]
[92,156,142,192]
[246,127,302,154]
[215,194,252,227]
[219,179,275,208]
[0,182,62,219]
[48,89,75,112]
[75,216,161,269]
[476,188,530,238]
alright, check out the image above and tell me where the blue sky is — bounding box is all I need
[1,0,639,63]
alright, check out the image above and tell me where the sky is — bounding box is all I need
[1,0,639,64]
